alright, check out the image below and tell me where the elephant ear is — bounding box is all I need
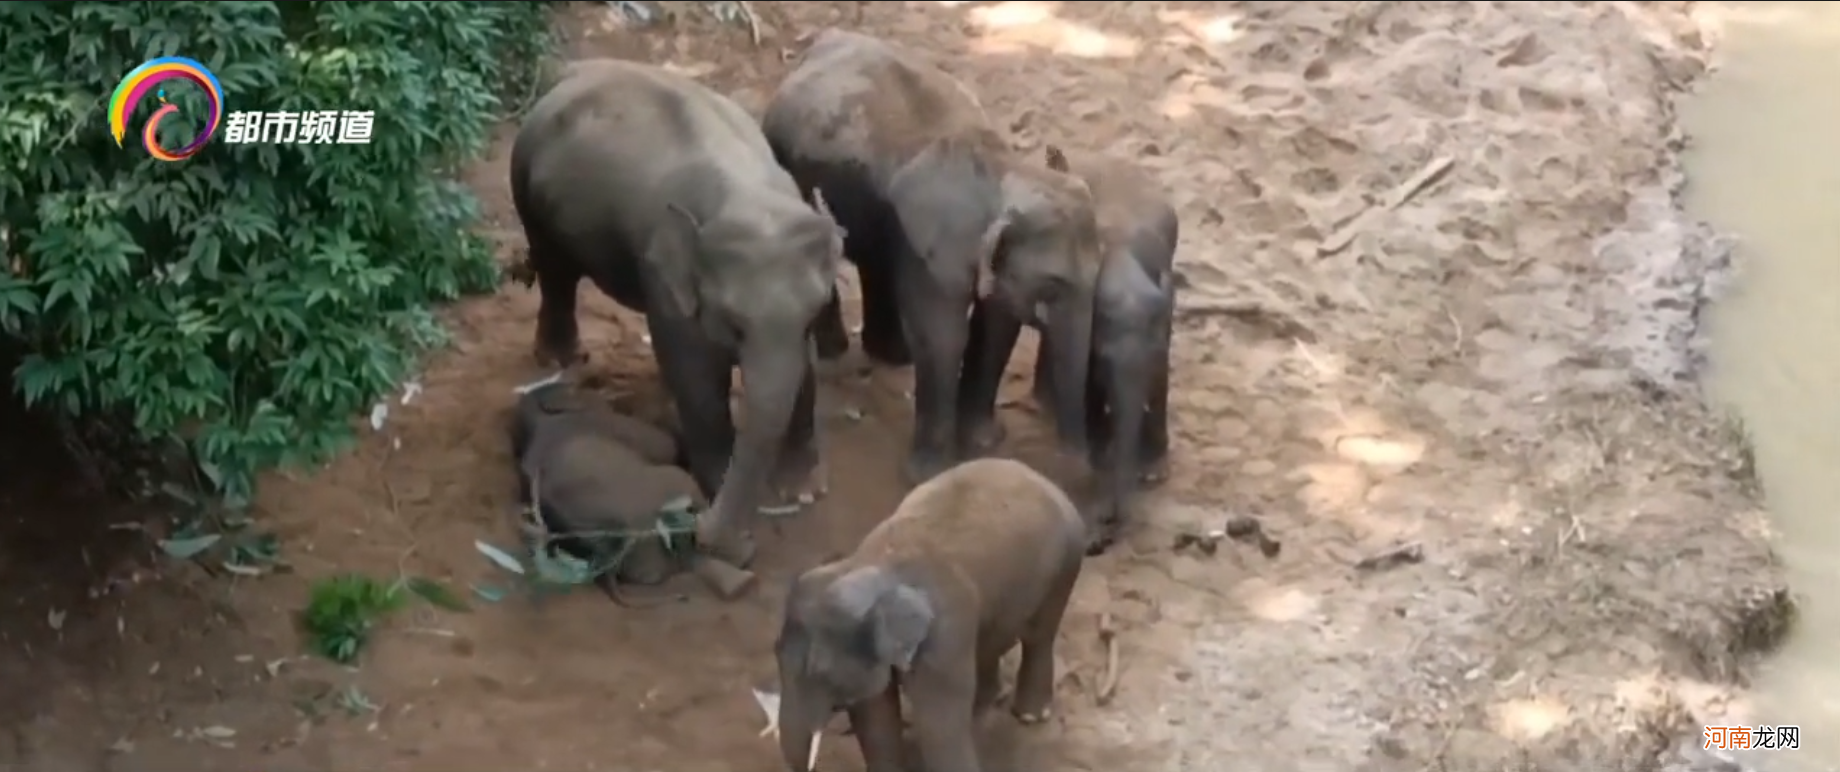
[644,203,704,318]
[873,582,933,672]
[830,565,934,672]
[886,140,1009,296]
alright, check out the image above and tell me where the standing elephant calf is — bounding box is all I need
[511,382,698,590]
[960,148,1179,552]
[762,29,1106,486]
[512,59,846,566]
[773,458,1086,772]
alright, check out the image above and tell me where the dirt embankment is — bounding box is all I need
[0,3,1788,772]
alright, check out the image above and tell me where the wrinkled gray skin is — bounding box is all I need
[775,458,1086,772]
[510,383,700,589]
[511,59,845,567]
[761,29,1105,485]
[961,149,1177,553]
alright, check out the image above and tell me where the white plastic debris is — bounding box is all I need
[751,687,820,770]
[513,371,565,395]
[752,687,779,737]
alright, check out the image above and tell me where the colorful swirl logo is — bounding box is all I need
[107,56,226,162]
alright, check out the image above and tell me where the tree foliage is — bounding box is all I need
[0,2,556,501]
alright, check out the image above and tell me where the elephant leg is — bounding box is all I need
[897,270,971,486]
[847,678,908,772]
[972,644,1003,720]
[770,359,826,509]
[957,303,1022,456]
[814,287,851,361]
[1012,563,1079,725]
[531,239,586,367]
[1141,337,1172,486]
[645,315,738,514]
[858,259,912,366]
[1084,363,1114,472]
[907,666,982,772]
[1030,335,1055,411]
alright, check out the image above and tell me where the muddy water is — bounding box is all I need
[1684,2,1840,768]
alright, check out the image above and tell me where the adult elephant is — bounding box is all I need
[510,59,843,567]
[960,148,1178,552]
[761,29,1105,485]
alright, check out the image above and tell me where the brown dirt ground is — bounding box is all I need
[0,2,1797,771]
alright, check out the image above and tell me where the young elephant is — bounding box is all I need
[960,149,1179,553]
[512,59,847,567]
[762,29,1106,486]
[511,382,699,590]
[773,458,1086,772]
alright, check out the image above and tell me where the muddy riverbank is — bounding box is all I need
[1675,3,1840,770]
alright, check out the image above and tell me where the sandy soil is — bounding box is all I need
[0,2,1795,771]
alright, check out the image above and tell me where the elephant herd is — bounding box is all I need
[506,28,1180,770]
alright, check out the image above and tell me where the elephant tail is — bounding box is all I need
[504,250,538,288]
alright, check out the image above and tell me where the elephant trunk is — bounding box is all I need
[1047,295,1095,459]
[703,337,805,558]
[1099,349,1150,528]
[777,683,830,771]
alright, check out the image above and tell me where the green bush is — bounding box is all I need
[0,2,557,501]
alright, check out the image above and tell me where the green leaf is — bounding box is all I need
[532,548,596,586]
[6,0,560,542]
[302,574,404,664]
[157,533,222,560]
[405,576,471,613]
[474,540,525,574]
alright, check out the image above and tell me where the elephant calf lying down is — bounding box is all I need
[773,458,1086,772]
[512,382,733,597]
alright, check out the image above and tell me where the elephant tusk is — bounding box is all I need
[808,730,823,771]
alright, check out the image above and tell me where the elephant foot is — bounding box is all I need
[861,330,912,367]
[694,519,758,569]
[902,446,955,487]
[1139,453,1171,486]
[532,336,586,369]
[961,417,1007,457]
[973,681,1003,722]
[1084,519,1121,556]
[1012,706,1053,725]
[764,447,827,515]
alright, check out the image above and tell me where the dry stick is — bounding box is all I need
[1095,612,1121,706]
[1316,155,1456,257]
[730,0,761,46]
[376,448,422,578]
